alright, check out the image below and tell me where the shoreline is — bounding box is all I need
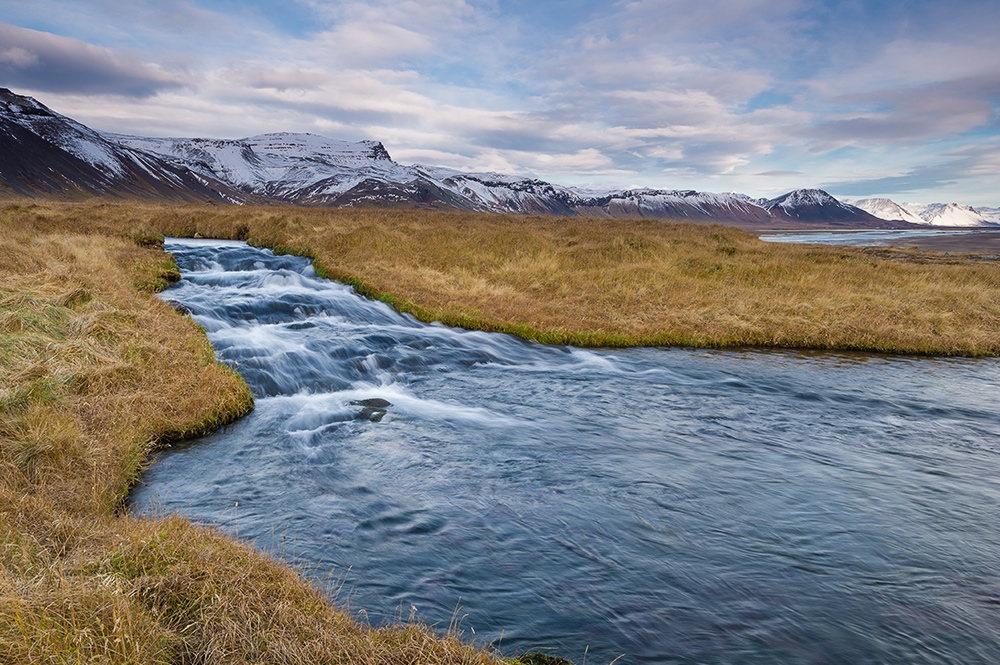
[10,200,1000,357]
[754,227,1000,256]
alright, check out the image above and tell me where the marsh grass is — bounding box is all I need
[12,199,998,355]
[0,205,509,664]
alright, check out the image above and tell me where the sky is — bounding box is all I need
[1,0,998,206]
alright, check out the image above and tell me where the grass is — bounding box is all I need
[1,197,998,663]
[0,205,514,664]
[10,199,1000,356]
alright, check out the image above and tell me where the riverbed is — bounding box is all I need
[131,239,1000,664]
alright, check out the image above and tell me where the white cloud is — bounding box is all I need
[0,46,39,67]
[813,40,1000,95]
[316,21,434,68]
[0,22,188,96]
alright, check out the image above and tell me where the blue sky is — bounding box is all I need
[1,0,998,205]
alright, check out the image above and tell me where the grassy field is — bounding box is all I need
[2,198,999,663]
[11,199,1000,355]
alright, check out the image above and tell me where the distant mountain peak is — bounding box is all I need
[765,188,839,208]
[915,202,995,227]
[761,189,883,224]
[0,88,56,117]
[851,198,927,225]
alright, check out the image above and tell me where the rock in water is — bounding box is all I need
[351,398,391,422]
[164,299,192,315]
[351,398,392,408]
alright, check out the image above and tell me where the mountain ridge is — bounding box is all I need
[1,88,991,228]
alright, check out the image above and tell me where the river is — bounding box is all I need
[130,238,1000,664]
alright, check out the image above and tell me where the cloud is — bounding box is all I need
[0,22,187,97]
[317,21,434,68]
[825,143,1000,198]
[798,38,1000,148]
[2,0,997,203]
[238,67,330,92]
[300,0,485,68]
[827,166,958,197]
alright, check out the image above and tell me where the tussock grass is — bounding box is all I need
[0,204,511,664]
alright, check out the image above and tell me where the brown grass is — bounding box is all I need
[0,203,510,664]
[9,199,999,356]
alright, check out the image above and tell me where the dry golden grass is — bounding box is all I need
[0,204,512,664]
[10,199,999,356]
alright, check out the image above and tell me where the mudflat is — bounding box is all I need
[875,230,1000,255]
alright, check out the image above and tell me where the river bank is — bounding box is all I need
[757,227,1000,256]
[862,228,1000,254]
[0,206,508,663]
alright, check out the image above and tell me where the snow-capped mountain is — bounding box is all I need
[110,132,424,205]
[0,88,986,228]
[763,189,883,224]
[977,207,1000,224]
[850,196,999,227]
[0,88,248,202]
[851,198,927,225]
[902,202,996,227]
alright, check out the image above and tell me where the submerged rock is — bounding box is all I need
[351,398,391,422]
[516,654,575,665]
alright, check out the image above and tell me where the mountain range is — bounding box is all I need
[1,88,995,229]
[849,198,999,227]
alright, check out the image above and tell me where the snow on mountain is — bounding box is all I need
[110,132,416,203]
[0,87,246,201]
[766,188,843,211]
[976,206,1000,224]
[1,90,129,177]
[427,172,580,214]
[110,135,266,187]
[729,192,769,206]
[848,197,999,226]
[902,202,996,227]
[1,88,993,227]
[763,189,883,224]
[851,198,927,225]
[424,173,777,221]
[587,188,774,223]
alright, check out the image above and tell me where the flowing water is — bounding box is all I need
[759,228,1000,247]
[130,238,1000,664]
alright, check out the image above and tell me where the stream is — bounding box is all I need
[130,238,1000,664]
